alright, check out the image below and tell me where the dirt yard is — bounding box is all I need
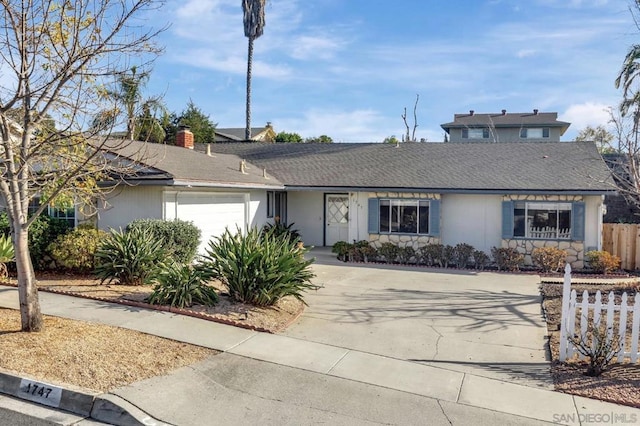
[541,280,640,408]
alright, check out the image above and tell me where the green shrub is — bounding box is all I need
[262,220,301,242]
[585,250,621,274]
[331,241,351,262]
[472,250,490,271]
[397,246,416,264]
[94,228,166,286]
[0,213,71,270]
[442,245,455,268]
[531,247,567,273]
[127,219,201,264]
[0,234,14,278]
[148,263,218,308]
[491,247,524,271]
[453,243,474,269]
[349,240,376,262]
[202,227,316,306]
[419,244,443,266]
[378,242,399,263]
[49,225,107,272]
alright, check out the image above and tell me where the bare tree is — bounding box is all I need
[242,0,266,141]
[401,94,419,142]
[606,107,640,209]
[0,0,164,331]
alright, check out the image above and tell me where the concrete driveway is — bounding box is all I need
[288,249,551,389]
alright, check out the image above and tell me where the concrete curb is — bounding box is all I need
[0,369,165,425]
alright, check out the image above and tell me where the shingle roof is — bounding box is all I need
[202,141,613,193]
[101,140,283,188]
[441,111,570,134]
[215,127,266,141]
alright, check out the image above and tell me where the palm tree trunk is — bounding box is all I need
[245,36,254,141]
[14,225,43,332]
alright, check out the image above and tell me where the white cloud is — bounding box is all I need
[516,49,537,58]
[560,102,612,134]
[275,109,393,142]
[290,35,345,61]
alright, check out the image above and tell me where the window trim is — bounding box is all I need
[513,201,572,240]
[266,191,287,223]
[520,127,550,139]
[377,198,431,236]
[462,128,489,139]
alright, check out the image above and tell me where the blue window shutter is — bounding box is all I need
[502,201,514,239]
[368,198,379,234]
[571,202,586,241]
[429,200,440,237]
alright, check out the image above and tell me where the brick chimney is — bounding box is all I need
[176,126,194,149]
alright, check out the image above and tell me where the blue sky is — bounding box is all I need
[143,0,638,142]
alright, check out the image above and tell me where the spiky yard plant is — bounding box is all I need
[202,227,316,307]
[94,228,165,286]
[148,263,218,309]
[0,234,15,279]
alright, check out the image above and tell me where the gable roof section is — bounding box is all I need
[215,125,276,142]
[441,112,571,135]
[101,139,283,189]
[204,142,613,194]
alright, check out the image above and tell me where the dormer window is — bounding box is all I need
[462,128,489,139]
[520,128,550,138]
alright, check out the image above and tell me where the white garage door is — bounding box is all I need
[175,193,247,255]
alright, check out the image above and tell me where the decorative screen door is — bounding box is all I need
[325,194,349,246]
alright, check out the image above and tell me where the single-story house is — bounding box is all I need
[94,128,614,269]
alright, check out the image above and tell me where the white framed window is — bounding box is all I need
[462,128,489,139]
[48,205,76,228]
[513,202,571,239]
[266,191,287,223]
[378,199,430,234]
[520,128,550,138]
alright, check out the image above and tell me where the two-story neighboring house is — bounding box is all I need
[441,110,571,143]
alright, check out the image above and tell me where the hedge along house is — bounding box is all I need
[205,141,614,269]
[94,129,283,254]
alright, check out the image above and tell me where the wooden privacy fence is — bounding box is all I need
[602,223,640,270]
[559,264,640,364]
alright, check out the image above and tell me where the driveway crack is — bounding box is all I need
[437,400,453,425]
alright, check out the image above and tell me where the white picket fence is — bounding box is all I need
[559,264,640,363]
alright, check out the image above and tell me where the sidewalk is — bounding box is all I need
[0,286,638,425]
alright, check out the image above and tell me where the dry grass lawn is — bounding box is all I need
[0,308,217,392]
[0,273,305,393]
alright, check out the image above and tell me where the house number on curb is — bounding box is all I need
[18,379,62,408]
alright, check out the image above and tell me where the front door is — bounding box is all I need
[325,194,349,246]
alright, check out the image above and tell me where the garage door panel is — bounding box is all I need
[175,193,247,255]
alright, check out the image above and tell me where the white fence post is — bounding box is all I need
[559,263,571,361]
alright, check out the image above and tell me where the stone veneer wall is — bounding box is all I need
[368,192,441,248]
[502,195,585,269]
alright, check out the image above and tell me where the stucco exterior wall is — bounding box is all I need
[441,194,502,253]
[97,185,164,231]
[287,191,324,246]
[448,127,562,143]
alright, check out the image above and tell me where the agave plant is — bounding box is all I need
[148,263,218,308]
[0,234,14,279]
[94,228,165,286]
[202,227,316,307]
